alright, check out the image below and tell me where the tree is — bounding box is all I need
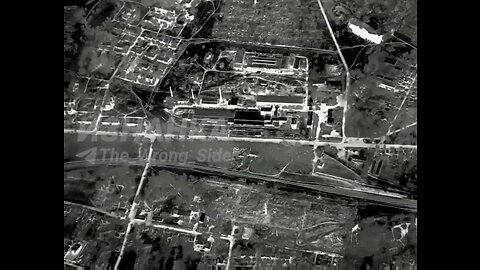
[140,0,178,9]
[65,4,119,75]
[221,220,232,235]
[87,50,117,75]
[298,116,309,136]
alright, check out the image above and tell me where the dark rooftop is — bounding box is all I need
[194,108,236,118]
[235,110,263,120]
[256,95,304,104]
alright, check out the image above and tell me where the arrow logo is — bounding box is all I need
[75,147,98,164]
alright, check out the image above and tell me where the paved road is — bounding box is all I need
[387,73,418,134]
[387,121,417,136]
[316,0,351,143]
[64,129,417,149]
[64,200,123,219]
[188,38,337,54]
[114,141,153,270]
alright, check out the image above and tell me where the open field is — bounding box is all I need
[211,0,335,49]
[64,164,144,211]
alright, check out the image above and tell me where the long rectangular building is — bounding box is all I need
[256,95,304,104]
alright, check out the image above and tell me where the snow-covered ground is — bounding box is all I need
[348,22,383,44]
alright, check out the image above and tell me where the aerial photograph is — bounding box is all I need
[64,0,417,269]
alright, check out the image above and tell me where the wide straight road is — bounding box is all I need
[114,140,153,270]
[316,0,351,143]
[64,129,417,149]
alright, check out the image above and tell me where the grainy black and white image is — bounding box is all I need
[64,0,417,269]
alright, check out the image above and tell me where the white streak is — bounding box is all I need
[348,22,383,44]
